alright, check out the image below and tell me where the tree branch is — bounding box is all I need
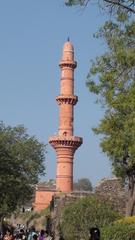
[104,0,135,13]
[67,0,135,13]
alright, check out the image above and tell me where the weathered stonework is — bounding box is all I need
[95,177,126,214]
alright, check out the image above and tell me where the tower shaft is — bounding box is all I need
[49,41,82,192]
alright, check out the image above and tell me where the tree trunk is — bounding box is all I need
[126,176,135,216]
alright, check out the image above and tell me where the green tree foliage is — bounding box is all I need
[87,18,135,216]
[0,122,46,217]
[65,0,135,14]
[73,178,93,191]
[60,195,121,240]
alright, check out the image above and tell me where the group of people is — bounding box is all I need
[28,227,53,240]
[1,226,100,240]
[1,226,53,240]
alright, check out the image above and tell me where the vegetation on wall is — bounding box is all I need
[60,195,121,240]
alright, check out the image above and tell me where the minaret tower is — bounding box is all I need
[49,40,82,192]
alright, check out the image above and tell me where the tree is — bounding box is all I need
[60,195,121,240]
[65,0,135,14]
[0,122,46,217]
[86,17,135,216]
[73,178,93,191]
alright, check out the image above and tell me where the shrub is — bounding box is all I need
[115,216,135,224]
[60,195,121,240]
[101,223,135,240]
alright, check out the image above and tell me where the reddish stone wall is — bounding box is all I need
[34,190,55,211]
[34,178,126,213]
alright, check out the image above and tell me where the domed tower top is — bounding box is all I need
[60,39,77,68]
[63,40,74,51]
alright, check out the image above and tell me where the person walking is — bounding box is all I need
[3,229,13,240]
[89,227,100,240]
[39,230,45,240]
[28,227,37,240]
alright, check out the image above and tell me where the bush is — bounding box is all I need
[101,216,135,240]
[60,195,121,240]
[102,223,135,240]
[115,216,135,224]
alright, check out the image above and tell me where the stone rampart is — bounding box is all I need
[95,177,126,214]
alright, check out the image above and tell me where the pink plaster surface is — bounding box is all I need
[34,190,55,211]
[49,41,82,193]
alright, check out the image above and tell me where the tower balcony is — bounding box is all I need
[56,95,78,105]
[49,135,83,150]
[59,60,77,69]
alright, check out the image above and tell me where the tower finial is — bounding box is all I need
[67,36,70,42]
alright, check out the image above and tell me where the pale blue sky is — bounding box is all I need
[0,0,112,186]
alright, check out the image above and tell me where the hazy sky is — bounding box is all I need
[0,0,112,186]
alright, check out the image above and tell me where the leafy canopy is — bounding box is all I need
[73,178,93,191]
[0,122,46,217]
[86,19,135,181]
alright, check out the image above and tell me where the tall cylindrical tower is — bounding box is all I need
[49,40,82,192]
